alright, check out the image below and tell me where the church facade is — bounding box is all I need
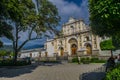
[44,17,102,57]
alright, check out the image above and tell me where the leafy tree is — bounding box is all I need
[112,33,120,49]
[0,50,7,60]
[100,39,115,56]
[0,0,13,47]
[1,0,60,63]
[89,0,120,36]
[89,0,120,53]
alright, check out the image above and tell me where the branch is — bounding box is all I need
[48,23,59,36]
[28,26,35,39]
[18,37,42,51]
[18,39,29,52]
[18,24,37,51]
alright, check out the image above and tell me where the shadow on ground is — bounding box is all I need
[80,72,106,80]
[79,64,106,80]
[0,62,62,78]
[0,64,37,78]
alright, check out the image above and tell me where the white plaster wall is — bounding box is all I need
[41,51,46,57]
[20,51,39,58]
[67,43,71,56]
[46,41,55,57]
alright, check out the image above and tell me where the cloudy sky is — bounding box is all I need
[1,0,89,47]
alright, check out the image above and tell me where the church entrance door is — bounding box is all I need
[60,47,64,56]
[86,43,92,55]
[71,44,77,55]
[68,38,78,56]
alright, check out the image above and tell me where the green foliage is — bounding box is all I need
[81,57,91,64]
[0,60,31,66]
[91,57,106,63]
[0,50,7,56]
[10,52,14,57]
[0,50,12,57]
[80,57,106,63]
[105,67,120,80]
[72,57,79,63]
[40,60,60,63]
[100,39,115,50]
[0,0,60,63]
[71,57,106,63]
[0,0,14,44]
[112,34,120,49]
[89,0,120,36]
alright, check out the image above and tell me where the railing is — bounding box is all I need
[79,66,106,80]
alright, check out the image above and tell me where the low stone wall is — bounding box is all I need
[92,50,99,56]
[39,57,56,61]
[68,56,76,62]
[36,54,110,62]
[98,56,110,60]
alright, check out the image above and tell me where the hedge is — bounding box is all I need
[72,57,106,63]
[0,60,31,66]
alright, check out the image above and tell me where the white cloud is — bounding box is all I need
[49,0,89,24]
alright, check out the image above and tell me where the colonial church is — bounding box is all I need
[44,17,102,57]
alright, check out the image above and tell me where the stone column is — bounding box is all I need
[81,34,84,48]
[65,38,67,51]
[77,34,80,49]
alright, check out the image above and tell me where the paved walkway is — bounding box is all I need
[0,63,104,80]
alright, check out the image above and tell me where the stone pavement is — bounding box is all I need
[0,63,104,80]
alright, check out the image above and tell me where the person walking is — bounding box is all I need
[106,56,115,72]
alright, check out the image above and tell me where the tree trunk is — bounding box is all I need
[2,56,5,60]
[13,51,18,64]
[110,50,113,57]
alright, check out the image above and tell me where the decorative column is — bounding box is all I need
[77,35,80,49]
[65,38,67,51]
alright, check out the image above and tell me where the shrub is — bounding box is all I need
[80,57,106,64]
[40,60,60,63]
[105,67,120,80]
[91,57,106,63]
[0,60,31,66]
[72,57,79,63]
[80,58,85,62]
[91,58,99,61]
[81,57,91,64]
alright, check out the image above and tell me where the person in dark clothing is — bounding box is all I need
[118,54,120,61]
[106,56,115,72]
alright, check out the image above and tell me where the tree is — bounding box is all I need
[0,50,7,60]
[2,0,60,63]
[0,0,13,47]
[89,0,120,36]
[89,0,120,53]
[100,39,115,56]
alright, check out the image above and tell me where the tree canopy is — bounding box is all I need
[89,0,120,36]
[0,0,60,63]
[0,0,13,47]
[100,39,115,56]
[100,39,115,50]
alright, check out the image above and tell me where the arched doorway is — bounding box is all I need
[71,44,77,55]
[60,47,64,56]
[85,43,92,55]
[68,38,78,56]
[45,52,48,57]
